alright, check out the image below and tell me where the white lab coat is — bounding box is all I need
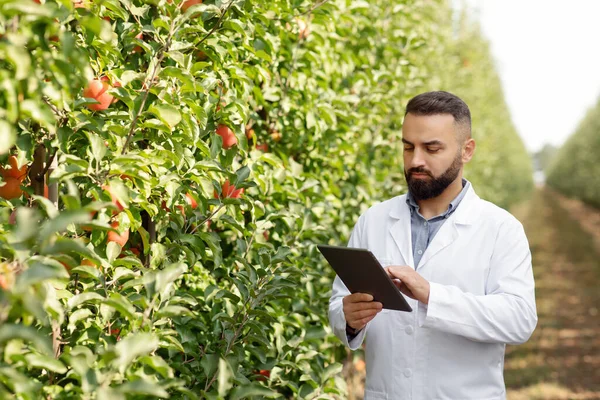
[328,185,537,400]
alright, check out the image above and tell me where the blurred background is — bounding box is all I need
[345,1,600,399]
[1,0,598,397]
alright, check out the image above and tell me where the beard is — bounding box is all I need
[404,152,462,201]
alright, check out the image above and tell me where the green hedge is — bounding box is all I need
[0,0,532,398]
[546,96,600,208]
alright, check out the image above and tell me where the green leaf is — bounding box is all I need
[4,43,31,80]
[113,333,159,374]
[103,293,137,320]
[0,366,42,396]
[86,132,107,162]
[106,241,121,263]
[15,258,69,290]
[217,358,233,397]
[39,210,94,239]
[154,262,187,299]
[137,226,150,255]
[0,324,53,356]
[149,104,182,128]
[67,308,94,332]
[234,165,251,184]
[41,237,109,270]
[70,265,102,280]
[20,100,56,133]
[68,292,105,310]
[8,207,40,243]
[32,195,59,219]
[116,378,168,397]
[138,356,174,379]
[229,384,279,400]
[155,305,192,319]
[24,353,67,374]
[97,387,126,400]
[200,353,218,378]
[0,120,16,154]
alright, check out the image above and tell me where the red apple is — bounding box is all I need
[107,221,129,247]
[182,0,202,12]
[133,32,143,53]
[83,79,114,111]
[214,179,244,199]
[216,124,237,149]
[185,192,197,209]
[256,143,268,152]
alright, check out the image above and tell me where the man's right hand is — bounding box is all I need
[343,293,383,331]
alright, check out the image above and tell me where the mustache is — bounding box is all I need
[407,168,433,177]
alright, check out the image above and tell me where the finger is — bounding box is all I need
[386,265,410,279]
[347,301,383,312]
[345,293,374,303]
[385,266,396,278]
[348,308,381,321]
[349,313,379,329]
[345,302,383,316]
[397,284,416,300]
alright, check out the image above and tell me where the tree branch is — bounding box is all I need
[196,0,236,48]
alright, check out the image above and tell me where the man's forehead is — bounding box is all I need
[402,113,456,142]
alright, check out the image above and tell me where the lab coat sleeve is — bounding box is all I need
[419,218,538,345]
[328,215,369,350]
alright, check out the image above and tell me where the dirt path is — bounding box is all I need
[506,187,600,400]
[343,187,600,399]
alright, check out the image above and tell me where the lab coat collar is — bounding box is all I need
[389,183,479,225]
[388,184,480,269]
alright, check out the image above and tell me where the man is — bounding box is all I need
[328,91,537,399]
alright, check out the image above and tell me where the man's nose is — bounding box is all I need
[409,149,427,169]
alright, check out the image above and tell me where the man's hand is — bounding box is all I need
[386,266,431,304]
[343,293,383,331]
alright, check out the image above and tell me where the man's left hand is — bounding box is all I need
[386,266,430,304]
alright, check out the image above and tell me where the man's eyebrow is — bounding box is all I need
[423,140,444,146]
[401,138,445,146]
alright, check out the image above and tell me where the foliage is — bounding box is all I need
[546,96,600,208]
[532,144,558,173]
[0,0,533,398]
[424,9,534,208]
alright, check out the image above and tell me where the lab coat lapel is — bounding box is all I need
[416,186,478,270]
[416,219,458,270]
[389,196,415,268]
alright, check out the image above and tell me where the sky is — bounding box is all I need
[458,0,600,153]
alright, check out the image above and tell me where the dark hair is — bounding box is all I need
[405,91,471,140]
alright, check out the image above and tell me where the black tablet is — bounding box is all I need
[318,244,412,312]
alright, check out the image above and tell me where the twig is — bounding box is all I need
[196,0,236,48]
[37,147,57,182]
[271,0,331,21]
[121,10,179,155]
[121,52,166,154]
[188,203,224,235]
[43,97,69,127]
[298,0,331,16]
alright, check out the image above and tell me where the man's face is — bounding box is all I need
[401,113,464,200]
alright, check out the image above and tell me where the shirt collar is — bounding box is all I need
[406,178,470,218]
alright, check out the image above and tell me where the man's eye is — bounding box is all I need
[427,148,441,153]
[404,147,414,151]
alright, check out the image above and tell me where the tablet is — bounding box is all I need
[318,244,412,312]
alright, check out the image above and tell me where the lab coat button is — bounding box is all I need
[405,326,414,335]
[404,368,412,377]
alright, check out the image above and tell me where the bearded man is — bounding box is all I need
[328,91,537,400]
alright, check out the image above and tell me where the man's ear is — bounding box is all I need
[462,138,476,163]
